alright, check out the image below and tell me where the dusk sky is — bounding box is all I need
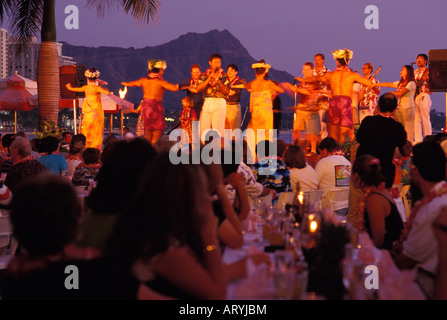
[3,0,447,112]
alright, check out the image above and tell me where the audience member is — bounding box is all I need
[105,154,227,299]
[433,207,447,300]
[72,148,101,186]
[351,155,403,250]
[4,137,47,194]
[0,173,148,300]
[66,134,87,174]
[252,140,291,203]
[79,138,157,252]
[284,145,318,192]
[392,141,447,299]
[38,136,67,175]
[15,132,40,161]
[315,137,351,191]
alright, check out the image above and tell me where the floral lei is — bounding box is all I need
[350,188,371,232]
[400,181,447,242]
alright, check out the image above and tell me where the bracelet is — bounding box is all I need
[205,244,217,252]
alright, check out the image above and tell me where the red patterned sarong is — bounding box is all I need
[328,95,353,129]
[141,99,167,131]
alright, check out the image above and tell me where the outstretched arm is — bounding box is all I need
[65,83,85,92]
[97,86,111,95]
[162,81,180,92]
[121,79,143,87]
[373,82,397,88]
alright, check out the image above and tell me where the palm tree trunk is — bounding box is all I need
[37,0,59,131]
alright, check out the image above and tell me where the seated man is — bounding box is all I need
[392,141,447,300]
[315,137,351,211]
[4,137,47,194]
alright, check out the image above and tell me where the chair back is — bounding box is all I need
[322,188,350,212]
[276,192,296,211]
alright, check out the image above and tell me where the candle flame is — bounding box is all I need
[119,86,127,99]
[298,191,304,204]
[310,221,318,233]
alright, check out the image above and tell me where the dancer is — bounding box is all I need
[121,59,179,145]
[298,49,373,144]
[373,65,416,143]
[234,60,284,161]
[284,62,320,155]
[66,67,110,150]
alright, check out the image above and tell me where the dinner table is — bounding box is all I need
[222,201,426,300]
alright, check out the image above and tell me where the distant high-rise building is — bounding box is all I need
[3,29,76,80]
[0,28,8,79]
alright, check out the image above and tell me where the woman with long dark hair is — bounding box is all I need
[373,65,416,142]
[351,155,404,250]
[105,154,227,299]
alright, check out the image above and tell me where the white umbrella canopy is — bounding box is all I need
[79,93,134,113]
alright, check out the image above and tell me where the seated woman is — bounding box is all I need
[72,147,102,186]
[284,145,318,192]
[79,138,157,253]
[351,155,404,250]
[104,154,227,299]
[66,134,86,175]
[0,172,157,300]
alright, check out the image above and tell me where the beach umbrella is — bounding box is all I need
[0,72,38,133]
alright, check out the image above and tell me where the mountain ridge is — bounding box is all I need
[60,29,296,112]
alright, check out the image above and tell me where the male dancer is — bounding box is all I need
[298,49,373,143]
[121,59,179,145]
[414,53,433,143]
[196,53,229,139]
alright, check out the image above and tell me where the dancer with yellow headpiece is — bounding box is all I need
[66,67,110,150]
[233,60,284,161]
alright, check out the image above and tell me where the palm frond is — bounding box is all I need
[87,0,160,25]
[8,0,44,57]
[0,0,14,22]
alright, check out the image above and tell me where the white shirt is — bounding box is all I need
[315,155,352,192]
[289,166,318,192]
[403,181,447,274]
[393,81,416,110]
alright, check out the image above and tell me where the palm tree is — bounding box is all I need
[1,0,160,131]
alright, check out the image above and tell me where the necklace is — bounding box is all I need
[350,187,371,232]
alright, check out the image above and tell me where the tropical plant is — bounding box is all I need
[1,0,160,132]
[33,119,65,139]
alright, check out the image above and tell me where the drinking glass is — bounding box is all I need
[273,250,295,299]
